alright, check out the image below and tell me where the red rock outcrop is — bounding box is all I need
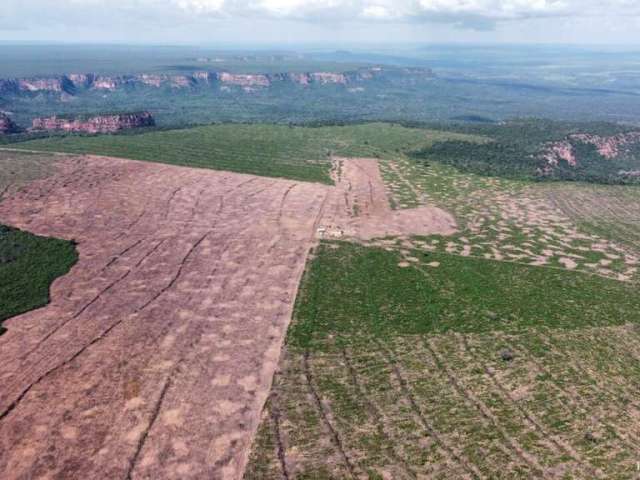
[310,72,348,84]
[570,132,640,159]
[131,74,193,88]
[192,71,212,82]
[67,74,95,89]
[18,77,67,93]
[169,75,195,88]
[31,112,155,134]
[136,74,163,87]
[541,141,577,169]
[286,72,312,85]
[0,67,435,96]
[91,76,127,91]
[542,131,640,171]
[0,113,19,134]
[217,72,271,87]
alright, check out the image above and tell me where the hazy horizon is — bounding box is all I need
[3,1,640,46]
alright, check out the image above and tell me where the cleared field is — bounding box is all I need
[10,123,485,184]
[0,152,451,479]
[245,241,640,479]
[544,183,640,254]
[0,154,332,479]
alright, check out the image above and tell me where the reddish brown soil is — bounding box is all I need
[0,154,455,479]
[318,157,457,240]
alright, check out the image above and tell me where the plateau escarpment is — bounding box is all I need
[31,112,155,134]
[0,113,19,134]
[0,67,434,96]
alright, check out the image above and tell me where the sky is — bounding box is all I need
[2,0,640,46]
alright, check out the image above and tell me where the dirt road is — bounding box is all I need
[0,154,454,479]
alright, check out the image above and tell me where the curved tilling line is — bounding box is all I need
[124,374,174,480]
[303,350,359,479]
[458,335,602,479]
[498,335,640,452]
[376,340,484,480]
[20,267,133,362]
[267,393,291,480]
[421,337,546,476]
[340,347,419,479]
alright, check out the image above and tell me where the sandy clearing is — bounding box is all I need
[0,154,455,479]
[318,157,457,240]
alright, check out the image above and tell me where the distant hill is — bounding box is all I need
[411,120,640,185]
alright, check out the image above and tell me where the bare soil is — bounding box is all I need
[0,154,454,479]
[318,157,456,240]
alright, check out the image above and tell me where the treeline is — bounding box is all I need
[411,140,539,180]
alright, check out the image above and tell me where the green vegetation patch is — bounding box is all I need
[247,239,640,479]
[410,119,640,185]
[0,225,78,335]
[290,241,640,351]
[11,123,486,184]
[547,183,640,254]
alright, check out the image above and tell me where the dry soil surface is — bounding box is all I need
[0,154,454,480]
[318,157,457,240]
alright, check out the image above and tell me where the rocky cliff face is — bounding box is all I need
[218,72,271,87]
[309,72,348,84]
[540,130,640,175]
[31,112,155,134]
[541,141,577,171]
[0,113,19,134]
[570,132,640,159]
[0,67,434,97]
[17,77,68,93]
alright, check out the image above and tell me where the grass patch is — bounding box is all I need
[246,241,640,479]
[290,241,640,351]
[0,225,78,335]
[0,150,60,198]
[11,123,485,184]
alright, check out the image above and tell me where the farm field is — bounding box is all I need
[0,144,455,479]
[244,145,640,478]
[544,183,640,255]
[1,121,640,479]
[11,123,485,184]
[246,242,640,479]
[0,152,331,478]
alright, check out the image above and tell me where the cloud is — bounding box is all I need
[1,0,639,37]
[169,0,638,24]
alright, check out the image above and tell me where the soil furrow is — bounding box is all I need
[459,335,602,479]
[303,351,359,479]
[378,342,484,480]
